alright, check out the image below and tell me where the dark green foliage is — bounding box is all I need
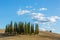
[5,21,13,34]
[49,30,52,32]
[6,24,12,34]
[5,25,8,33]
[35,24,39,34]
[24,22,27,34]
[28,22,30,33]
[5,21,39,35]
[20,22,24,34]
[27,22,30,34]
[7,25,10,33]
[31,24,34,34]
[18,22,24,34]
[18,22,21,34]
[14,22,17,34]
[25,23,28,34]
[9,21,13,34]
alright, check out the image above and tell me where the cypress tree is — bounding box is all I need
[18,22,24,34]
[20,22,24,34]
[5,25,8,33]
[7,24,10,34]
[9,21,13,34]
[35,24,39,34]
[5,21,40,35]
[31,24,34,34]
[24,22,26,34]
[27,22,30,34]
[18,22,21,34]
[14,22,17,34]
[26,23,28,34]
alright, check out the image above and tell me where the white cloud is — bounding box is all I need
[17,7,48,16]
[34,21,40,24]
[48,16,60,23]
[39,8,48,11]
[17,8,60,23]
[30,13,60,23]
[17,9,31,15]
[31,13,48,22]
[31,13,44,17]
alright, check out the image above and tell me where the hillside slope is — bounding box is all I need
[0,30,60,40]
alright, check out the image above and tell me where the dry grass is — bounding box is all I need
[0,29,60,40]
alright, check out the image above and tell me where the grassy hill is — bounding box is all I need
[0,30,60,40]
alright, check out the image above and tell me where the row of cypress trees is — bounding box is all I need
[5,21,39,35]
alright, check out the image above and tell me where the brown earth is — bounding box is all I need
[0,29,60,40]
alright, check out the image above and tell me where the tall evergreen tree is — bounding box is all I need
[20,22,24,34]
[5,25,8,33]
[35,24,39,34]
[24,22,27,34]
[9,21,13,34]
[14,22,17,34]
[26,23,29,34]
[31,24,34,34]
[24,22,30,34]
[6,24,11,34]
[18,22,24,34]
[5,21,40,35]
[27,22,30,34]
[17,24,19,34]
[17,23,19,34]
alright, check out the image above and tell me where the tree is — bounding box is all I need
[9,21,13,34]
[24,22,27,34]
[5,21,40,35]
[31,24,34,34]
[16,22,20,34]
[17,23,19,34]
[27,22,30,34]
[5,25,8,33]
[25,22,30,34]
[35,24,39,34]
[14,22,17,34]
[20,22,24,34]
[18,22,24,34]
[6,24,12,34]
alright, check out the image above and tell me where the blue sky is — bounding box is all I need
[0,0,60,34]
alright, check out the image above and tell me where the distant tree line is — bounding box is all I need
[5,21,39,35]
